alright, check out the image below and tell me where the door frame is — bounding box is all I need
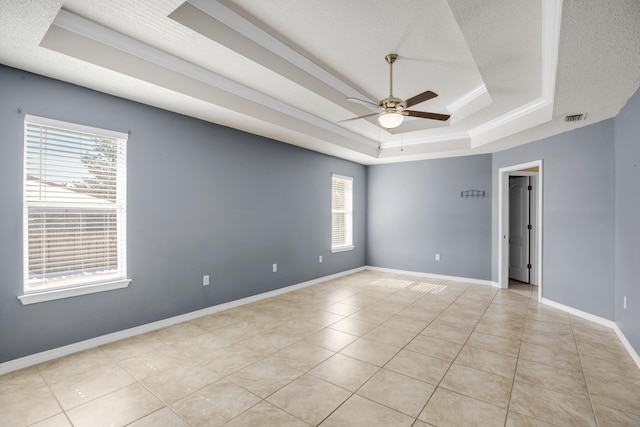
[498,160,543,301]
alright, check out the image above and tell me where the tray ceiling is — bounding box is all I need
[1,0,639,164]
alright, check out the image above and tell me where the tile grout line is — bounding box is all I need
[502,288,534,427]
[300,278,455,425]
[312,279,425,425]
[509,292,604,426]
[34,364,74,427]
[568,315,601,427]
[204,278,395,426]
[105,338,197,426]
[11,272,632,426]
[404,282,506,424]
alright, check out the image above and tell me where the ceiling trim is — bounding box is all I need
[541,0,563,100]
[49,9,379,150]
[380,131,471,149]
[469,96,548,138]
[185,0,373,103]
[382,0,563,156]
[38,0,564,163]
[179,1,492,128]
[2,0,635,165]
[467,0,563,146]
[446,84,488,114]
[185,0,492,122]
[180,0,562,156]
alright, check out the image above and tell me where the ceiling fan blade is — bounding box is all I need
[404,110,450,121]
[402,90,438,108]
[338,112,380,123]
[346,97,380,110]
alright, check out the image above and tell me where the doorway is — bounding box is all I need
[498,161,543,301]
[509,176,531,283]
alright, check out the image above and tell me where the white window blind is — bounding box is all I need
[23,115,128,294]
[331,174,354,252]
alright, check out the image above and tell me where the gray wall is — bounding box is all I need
[366,155,492,280]
[0,65,366,363]
[492,121,616,320]
[2,63,638,363]
[614,88,640,352]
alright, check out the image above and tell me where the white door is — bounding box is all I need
[509,176,530,283]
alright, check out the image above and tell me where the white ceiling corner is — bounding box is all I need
[0,0,638,164]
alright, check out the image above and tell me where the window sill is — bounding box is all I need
[331,245,355,253]
[18,279,131,305]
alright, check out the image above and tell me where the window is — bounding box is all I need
[21,115,129,304]
[331,174,354,252]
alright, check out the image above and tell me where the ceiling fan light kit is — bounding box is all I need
[378,112,404,128]
[341,53,450,129]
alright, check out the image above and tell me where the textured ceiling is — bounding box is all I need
[0,0,638,164]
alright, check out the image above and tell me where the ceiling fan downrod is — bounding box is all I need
[385,53,398,98]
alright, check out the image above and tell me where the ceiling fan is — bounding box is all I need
[341,53,450,129]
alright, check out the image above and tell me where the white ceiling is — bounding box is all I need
[1,0,639,165]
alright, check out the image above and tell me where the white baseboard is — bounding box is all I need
[3,266,638,376]
[365,266,499,288]
[541,298,616,328]
[0,267,365,376]
[541,298,640,370]
[613,324,640,370]
[362,269,638,370]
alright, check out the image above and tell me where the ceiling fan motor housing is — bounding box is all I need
[379,96,404,112]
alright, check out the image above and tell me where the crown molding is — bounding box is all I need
[49,9,379,150]
[43,0,563,161]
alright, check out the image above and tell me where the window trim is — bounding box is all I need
[18,279,131,305]
[331,173,355,253]
[20,115,130,304]
[331,245,355,253]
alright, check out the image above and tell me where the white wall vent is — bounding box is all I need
[564,113,587,122]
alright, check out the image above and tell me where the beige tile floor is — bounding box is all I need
[2,270,639,426]
[508,279,538,299]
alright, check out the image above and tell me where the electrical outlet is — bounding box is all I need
[435,253,441,261]
[624,296,627,310]
[203,275,210,286]
[319,255,323,263]
[273,263,277,273]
